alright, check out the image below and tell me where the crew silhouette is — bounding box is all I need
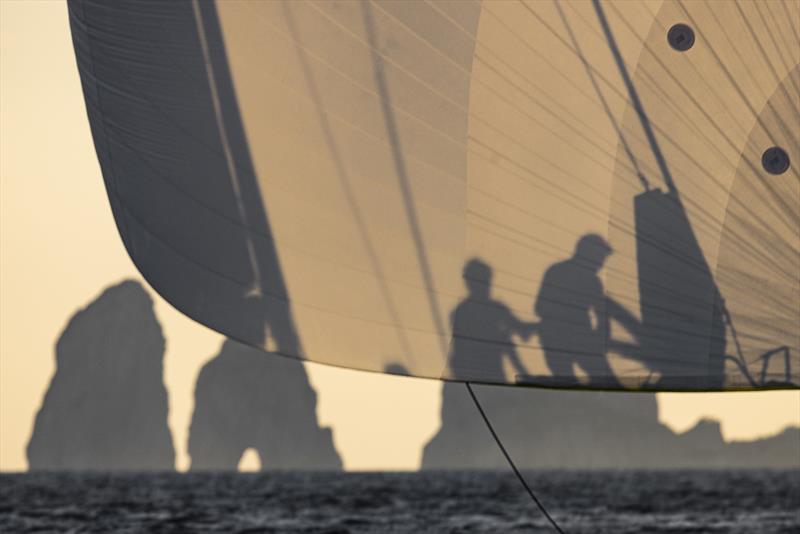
[535,234,640,387]
[448,259,536,382]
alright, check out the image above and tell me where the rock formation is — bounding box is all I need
[27,280,175,470]
[422,383,800,469]
[188,339,342,470]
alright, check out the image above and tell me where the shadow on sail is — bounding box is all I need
[67,0,797,390]
[447,243,643,389]
[68,0,302,359]
[447,259,536,383]
[532,235,633,389]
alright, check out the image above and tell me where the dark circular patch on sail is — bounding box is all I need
[761,146,790,175]
[667,23,695,51]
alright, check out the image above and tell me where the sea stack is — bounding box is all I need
[422,384,800,469]
[189,339,342,471]
[27,280,175,470]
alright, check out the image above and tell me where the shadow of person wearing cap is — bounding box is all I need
[534,234,641,388]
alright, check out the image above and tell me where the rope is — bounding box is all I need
[465,382,566,534]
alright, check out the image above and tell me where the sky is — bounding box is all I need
[1,0,798,472]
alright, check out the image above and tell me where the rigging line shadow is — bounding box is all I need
[588,0,724,284]
[734,2,800,119]
[591,0,675,196]
[553,0,650,192]
[600,1,798,262]
[544,4,780,266]
[525,0,792,250]
[757,3,800,96]
[677,2,800,226]
[533,4,785,392]
[192,0,262,297]
[282,2,415,363]
[361,0,449,357]
[565,0,796,257]
[590,2,731,389]
[193,1,302,354]
[728,2,800,140]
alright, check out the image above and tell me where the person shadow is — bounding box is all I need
[446,259,537,383]
[445,251,636,388]
[442,232,731,390]
[531,230,734,390]
[531,234,643,388]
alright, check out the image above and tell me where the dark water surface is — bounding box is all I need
[1,470,798,533]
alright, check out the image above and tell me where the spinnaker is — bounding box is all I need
[68,0,799,391]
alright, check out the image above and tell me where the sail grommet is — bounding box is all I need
[667,23,695,51]
[761,146,790,175]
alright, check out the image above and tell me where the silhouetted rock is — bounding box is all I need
[27,281,175,470]
[679,420,800,468]
[422,384,800,469]
[188,340,342,471]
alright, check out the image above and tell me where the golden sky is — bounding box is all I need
[1,0,798,472]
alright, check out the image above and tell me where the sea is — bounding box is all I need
[1,470,798,533]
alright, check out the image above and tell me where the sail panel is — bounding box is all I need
[69,0,799,390]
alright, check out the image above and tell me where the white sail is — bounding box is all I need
[68,0,799,390]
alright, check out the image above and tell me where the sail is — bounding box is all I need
[68,0,799,390]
